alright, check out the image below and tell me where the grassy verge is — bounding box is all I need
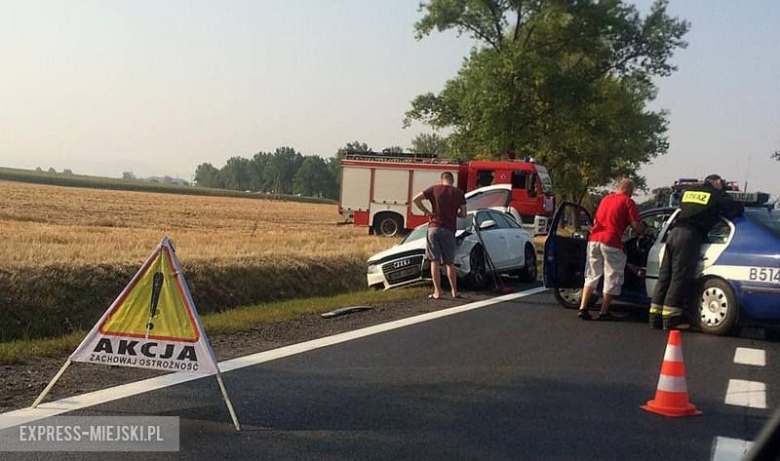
[0,257,373,341]
[0,167,335,204]
[0,287,428,365]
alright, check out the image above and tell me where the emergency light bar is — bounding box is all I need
[727,191,770,206]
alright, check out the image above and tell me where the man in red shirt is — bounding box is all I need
[413,172,467,299]
[578,179,645,320]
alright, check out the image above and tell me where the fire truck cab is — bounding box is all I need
[462,159,555,231]
[339,152,555,237]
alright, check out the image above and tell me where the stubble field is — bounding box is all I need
[0,180,387,267]
[0,180,395,341]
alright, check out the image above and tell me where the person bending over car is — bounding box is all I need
[412,172,467,300]
[578,179,646,321]
[650,174,744,330]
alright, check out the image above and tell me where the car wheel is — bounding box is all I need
[374,214,402,237]
[553,288,582,309]
[697,278,739,335]
[466,247,489,290]
[552,288,598,310]
[517,244,538,283]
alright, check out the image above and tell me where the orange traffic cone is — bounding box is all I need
[641,330,702,417]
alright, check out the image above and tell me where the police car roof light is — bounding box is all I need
[727,191,770,207]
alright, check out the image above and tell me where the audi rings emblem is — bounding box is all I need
[393,259,411,269]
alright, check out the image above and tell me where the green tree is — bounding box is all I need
[220,156,253,191]
[326,156,341,194]
[337,141,372,156]
[194,163,223,188]
[265,147,303,195]
[293,156,337,198]
[249,152,271,191]
[122,171,136,180]
[411,132,449,155]
[638,186,673,211]
[407,0,689,202]
[773,150,779,161]
[384,146,405,153]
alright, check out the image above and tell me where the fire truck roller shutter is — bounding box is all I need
[373,169,409,205]
[341,167,371,211]
[410,169,459,216]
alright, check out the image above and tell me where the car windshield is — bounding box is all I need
[402,225,428,244]
[745,208,780,237]
[401,217,473,244]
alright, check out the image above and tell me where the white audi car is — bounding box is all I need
[366,209,537,290]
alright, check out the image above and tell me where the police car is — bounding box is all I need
[543,193,780,335]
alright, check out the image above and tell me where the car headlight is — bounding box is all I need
[367,263,381,274]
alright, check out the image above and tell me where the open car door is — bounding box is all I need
[543,203,593,289]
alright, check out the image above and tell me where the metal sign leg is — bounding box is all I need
[31,359,71,408]
[216,373,241,431]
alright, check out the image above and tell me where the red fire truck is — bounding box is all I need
[339,152,555,236]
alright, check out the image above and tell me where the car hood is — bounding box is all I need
[367,239,426,265]
[367,229,469,265]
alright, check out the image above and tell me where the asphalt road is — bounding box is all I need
[1,290,778,460]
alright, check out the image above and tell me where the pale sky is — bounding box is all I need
[1,0,778,197]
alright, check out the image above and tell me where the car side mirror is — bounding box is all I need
[479,220,497,230]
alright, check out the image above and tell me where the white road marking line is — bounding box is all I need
[713,349,767,460]
[733,347,766,367]
[0,286,548,430]
[711,436,753,461]
[725,379,767,409]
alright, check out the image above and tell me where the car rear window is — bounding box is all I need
[746,209,780,237]
[466,189,510,212]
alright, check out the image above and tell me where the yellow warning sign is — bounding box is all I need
[98,246,199,342]
[41,239,237,429]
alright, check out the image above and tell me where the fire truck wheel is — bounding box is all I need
[374,213,403,237]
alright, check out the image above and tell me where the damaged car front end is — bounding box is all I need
[367,217,477,290]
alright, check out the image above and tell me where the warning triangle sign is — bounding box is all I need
[69,238,219,375]
[98,244,199,342]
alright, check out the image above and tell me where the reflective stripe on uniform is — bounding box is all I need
[662,306,683,316]
[649,303,662,314]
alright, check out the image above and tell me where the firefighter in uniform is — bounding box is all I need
[649,174,744,330]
